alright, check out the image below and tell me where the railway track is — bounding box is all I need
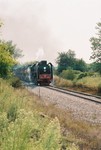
[23,81,101,104]
[44,85,101,104]
[24,82,101,123]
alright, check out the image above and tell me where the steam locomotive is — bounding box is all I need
[15,60,53,86]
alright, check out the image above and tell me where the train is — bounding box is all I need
[15,60,53,86]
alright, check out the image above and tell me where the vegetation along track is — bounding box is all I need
[45,85,101,105]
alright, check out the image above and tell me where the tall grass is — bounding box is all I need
[76,76,101,94]
[76,76,101,89]
[0,78,78,150]
[54,75,101,95]
[1,77,101,149]
[54,76,73,87]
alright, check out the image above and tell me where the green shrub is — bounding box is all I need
[87,72,95,76]
[10,77,22,88]
[77,72,88,79]
[60,70,75,80]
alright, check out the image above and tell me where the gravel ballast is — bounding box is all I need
[27,85,101,124]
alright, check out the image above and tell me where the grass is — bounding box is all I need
[0,78,79,150]
[54,75,101,95]
[39,103,101,150]
[0,77,101,149]
[53,76,73,87]
[76,76,101,90]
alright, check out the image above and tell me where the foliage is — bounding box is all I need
[90,21,101,63]
[0,79,74,149]
[75,76,101,92]
[0,40,23,59]
[90,62,101,74]
[4,79,78,150]
[54,74,101,94]
[0,79,63,150]
[90,20,101,74]
[87,63,100,73]
[10,76,22,88]
[54,76,73,87]
[74,59,87,72]
[77,72,88,79]
[0,39,23,78]
[56,50,76,74]
[0,48,15,78]
[7,103,18,122]
[0,19,23,78]
[0,78,79,150]
[60,69,76,80]
[1,78,101,149]
[56,50,87,74]
[35,118,61,150]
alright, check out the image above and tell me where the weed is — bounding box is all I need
[1,78,101,150]
[7,103,18,122]
[10,76,22,88]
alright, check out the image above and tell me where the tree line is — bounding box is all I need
[0,19,101,78]
[56,20,101,75]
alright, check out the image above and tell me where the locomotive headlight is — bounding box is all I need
[44,67,46,72]
[44,67,46,69]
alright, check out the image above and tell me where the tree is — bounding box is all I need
[90,21,101,62]
[90,20,101,74]
[90,62,101,74]
[0,40,23,59]
[0,48,15,78]
[74,58,87,72]
[56,50,76,74]
[0,40,22,78]
[0,20,22,78]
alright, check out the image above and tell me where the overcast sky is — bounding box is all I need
[0,0,101,65]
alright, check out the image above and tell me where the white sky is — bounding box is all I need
[0,0,101,65]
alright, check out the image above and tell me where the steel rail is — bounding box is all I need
[44,85,101,104]
[22,81,101,104]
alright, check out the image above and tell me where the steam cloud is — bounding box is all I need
[0,0,63,65]
[36,48,45,61]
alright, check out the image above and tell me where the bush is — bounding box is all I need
[10,77,22,88]
[77,72,88,79]
[60,70,76,80]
